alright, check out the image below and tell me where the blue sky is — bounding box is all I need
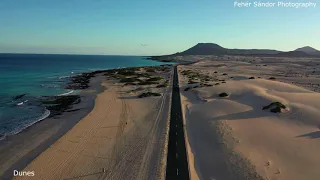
[0,0,319,55]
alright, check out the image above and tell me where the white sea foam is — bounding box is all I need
[2,109,51,140]
[16,102,24,106]
[59,75,72,79]
[16,100,28,106]
[58,90,74,96]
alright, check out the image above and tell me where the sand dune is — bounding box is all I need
[178,56,320,180]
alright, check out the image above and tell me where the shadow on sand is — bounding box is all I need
[296,131,320,139]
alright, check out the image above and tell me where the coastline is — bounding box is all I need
[1,65,173,179]
[0,73,104,179]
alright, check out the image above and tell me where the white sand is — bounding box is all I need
[179,56,320,180]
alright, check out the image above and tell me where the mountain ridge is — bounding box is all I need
[176,43,281,56]
[149,43,320,61]
[176,43,320,56]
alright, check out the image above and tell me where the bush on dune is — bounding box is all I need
[262,102,286,113]
[138,81,158,85]
[218,92,229,97]
[146,77,163,82]
[138,92,161,98]
[119,78,138,83]
[156,83,168,88]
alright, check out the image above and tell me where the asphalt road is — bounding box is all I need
[165,66,190,180]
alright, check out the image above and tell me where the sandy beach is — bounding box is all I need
[179,56,320,180]
[1,66,172,180]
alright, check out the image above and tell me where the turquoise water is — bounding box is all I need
[0,54,168,139]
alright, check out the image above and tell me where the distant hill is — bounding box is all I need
[276,51,311,57]
[295,46,320,55]
[176,43,281,56]
[149,43,320,62]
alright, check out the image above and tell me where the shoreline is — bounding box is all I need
[0,73,104,179]
[0,64,173,179]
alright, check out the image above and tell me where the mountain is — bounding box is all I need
[295,46,320,55]
[149,43,320,61]
[276,51,310,57]
[176,43,281,56]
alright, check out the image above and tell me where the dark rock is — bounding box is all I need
[13,94,26,100]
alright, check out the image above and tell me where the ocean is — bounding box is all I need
[0,53,168,140]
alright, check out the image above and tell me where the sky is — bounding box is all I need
[0,0,319,55]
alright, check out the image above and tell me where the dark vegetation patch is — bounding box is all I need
[262,102,286,113]
[248,77,255,79]
[156,84,167,88]
[130,87,144,92]
[222,73,228,75]
[138,92,161,98]
[138,81,159,85]
[156,80,169,88]
[269,77,276,80]
[200,83,213,87]
[119,77,141,83]
[66,71,99,89]
[181,69,213,85]
[147,77,163,82]
[124,82,137,86]
[218,92,229,97]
